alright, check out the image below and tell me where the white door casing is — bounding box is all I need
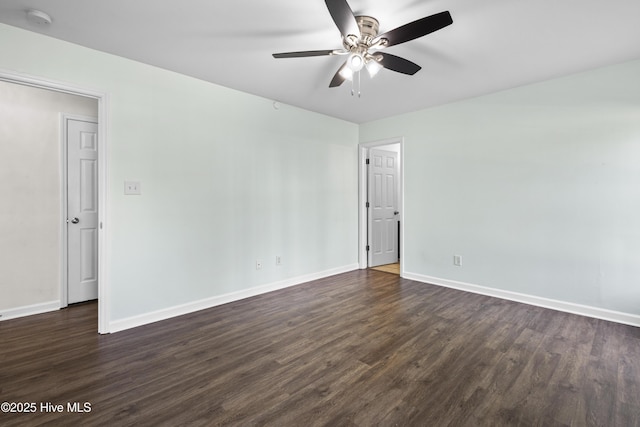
[66,118,99,304]
[368,148,399,267]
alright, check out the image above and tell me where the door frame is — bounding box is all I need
[0,69,110,334]
[61,114,99,308]
[358,137,404,274]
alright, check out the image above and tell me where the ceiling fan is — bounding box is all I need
[272,0,453,90]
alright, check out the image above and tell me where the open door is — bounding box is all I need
[65,117,99,304]
[368,148,399,267]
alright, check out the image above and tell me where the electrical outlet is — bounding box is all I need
[453,255,463,267]
[124,181,141,195]
[276,256,282,266]
[256,259,263,270]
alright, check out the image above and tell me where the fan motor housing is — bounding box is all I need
[356,16,379,40]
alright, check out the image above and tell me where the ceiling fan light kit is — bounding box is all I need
[348,53,364,72]
[272,0,453,95]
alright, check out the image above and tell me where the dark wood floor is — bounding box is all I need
[1,270,639,426]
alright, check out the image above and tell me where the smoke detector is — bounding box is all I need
[26,9,52,26]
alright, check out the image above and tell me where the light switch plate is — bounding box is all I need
[124,181,141,195]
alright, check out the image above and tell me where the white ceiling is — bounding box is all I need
[1,0,639,123]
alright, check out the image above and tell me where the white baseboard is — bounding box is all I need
[403,272,640,328]
[0,300,60,321]
[109,263,360,333]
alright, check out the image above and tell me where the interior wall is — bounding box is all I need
[360,58,640,317]
[0,80,97,310]
[0,24,359,325]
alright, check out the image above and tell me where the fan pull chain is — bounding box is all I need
[350,72,355,97]
[350,71,362,98]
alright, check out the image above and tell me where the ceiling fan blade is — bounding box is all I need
[329,60,349,87]
[377,53,421,75]
[273,50,337,59]
[325,0,360,39]
[375,11,452,48]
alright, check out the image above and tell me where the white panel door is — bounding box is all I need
[368,148,399,267]
[67,118,98,304]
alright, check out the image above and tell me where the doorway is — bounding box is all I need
[0,71,108,333]
[359,138,403,275]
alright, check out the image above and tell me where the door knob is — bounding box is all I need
[394,211,399,215]
[71,217,80,224]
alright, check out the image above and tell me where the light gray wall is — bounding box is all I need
[0,24,359,323]
[360,59,640,316]
[0,80,97,310]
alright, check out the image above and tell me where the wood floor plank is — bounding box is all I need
[1,269,639,426]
